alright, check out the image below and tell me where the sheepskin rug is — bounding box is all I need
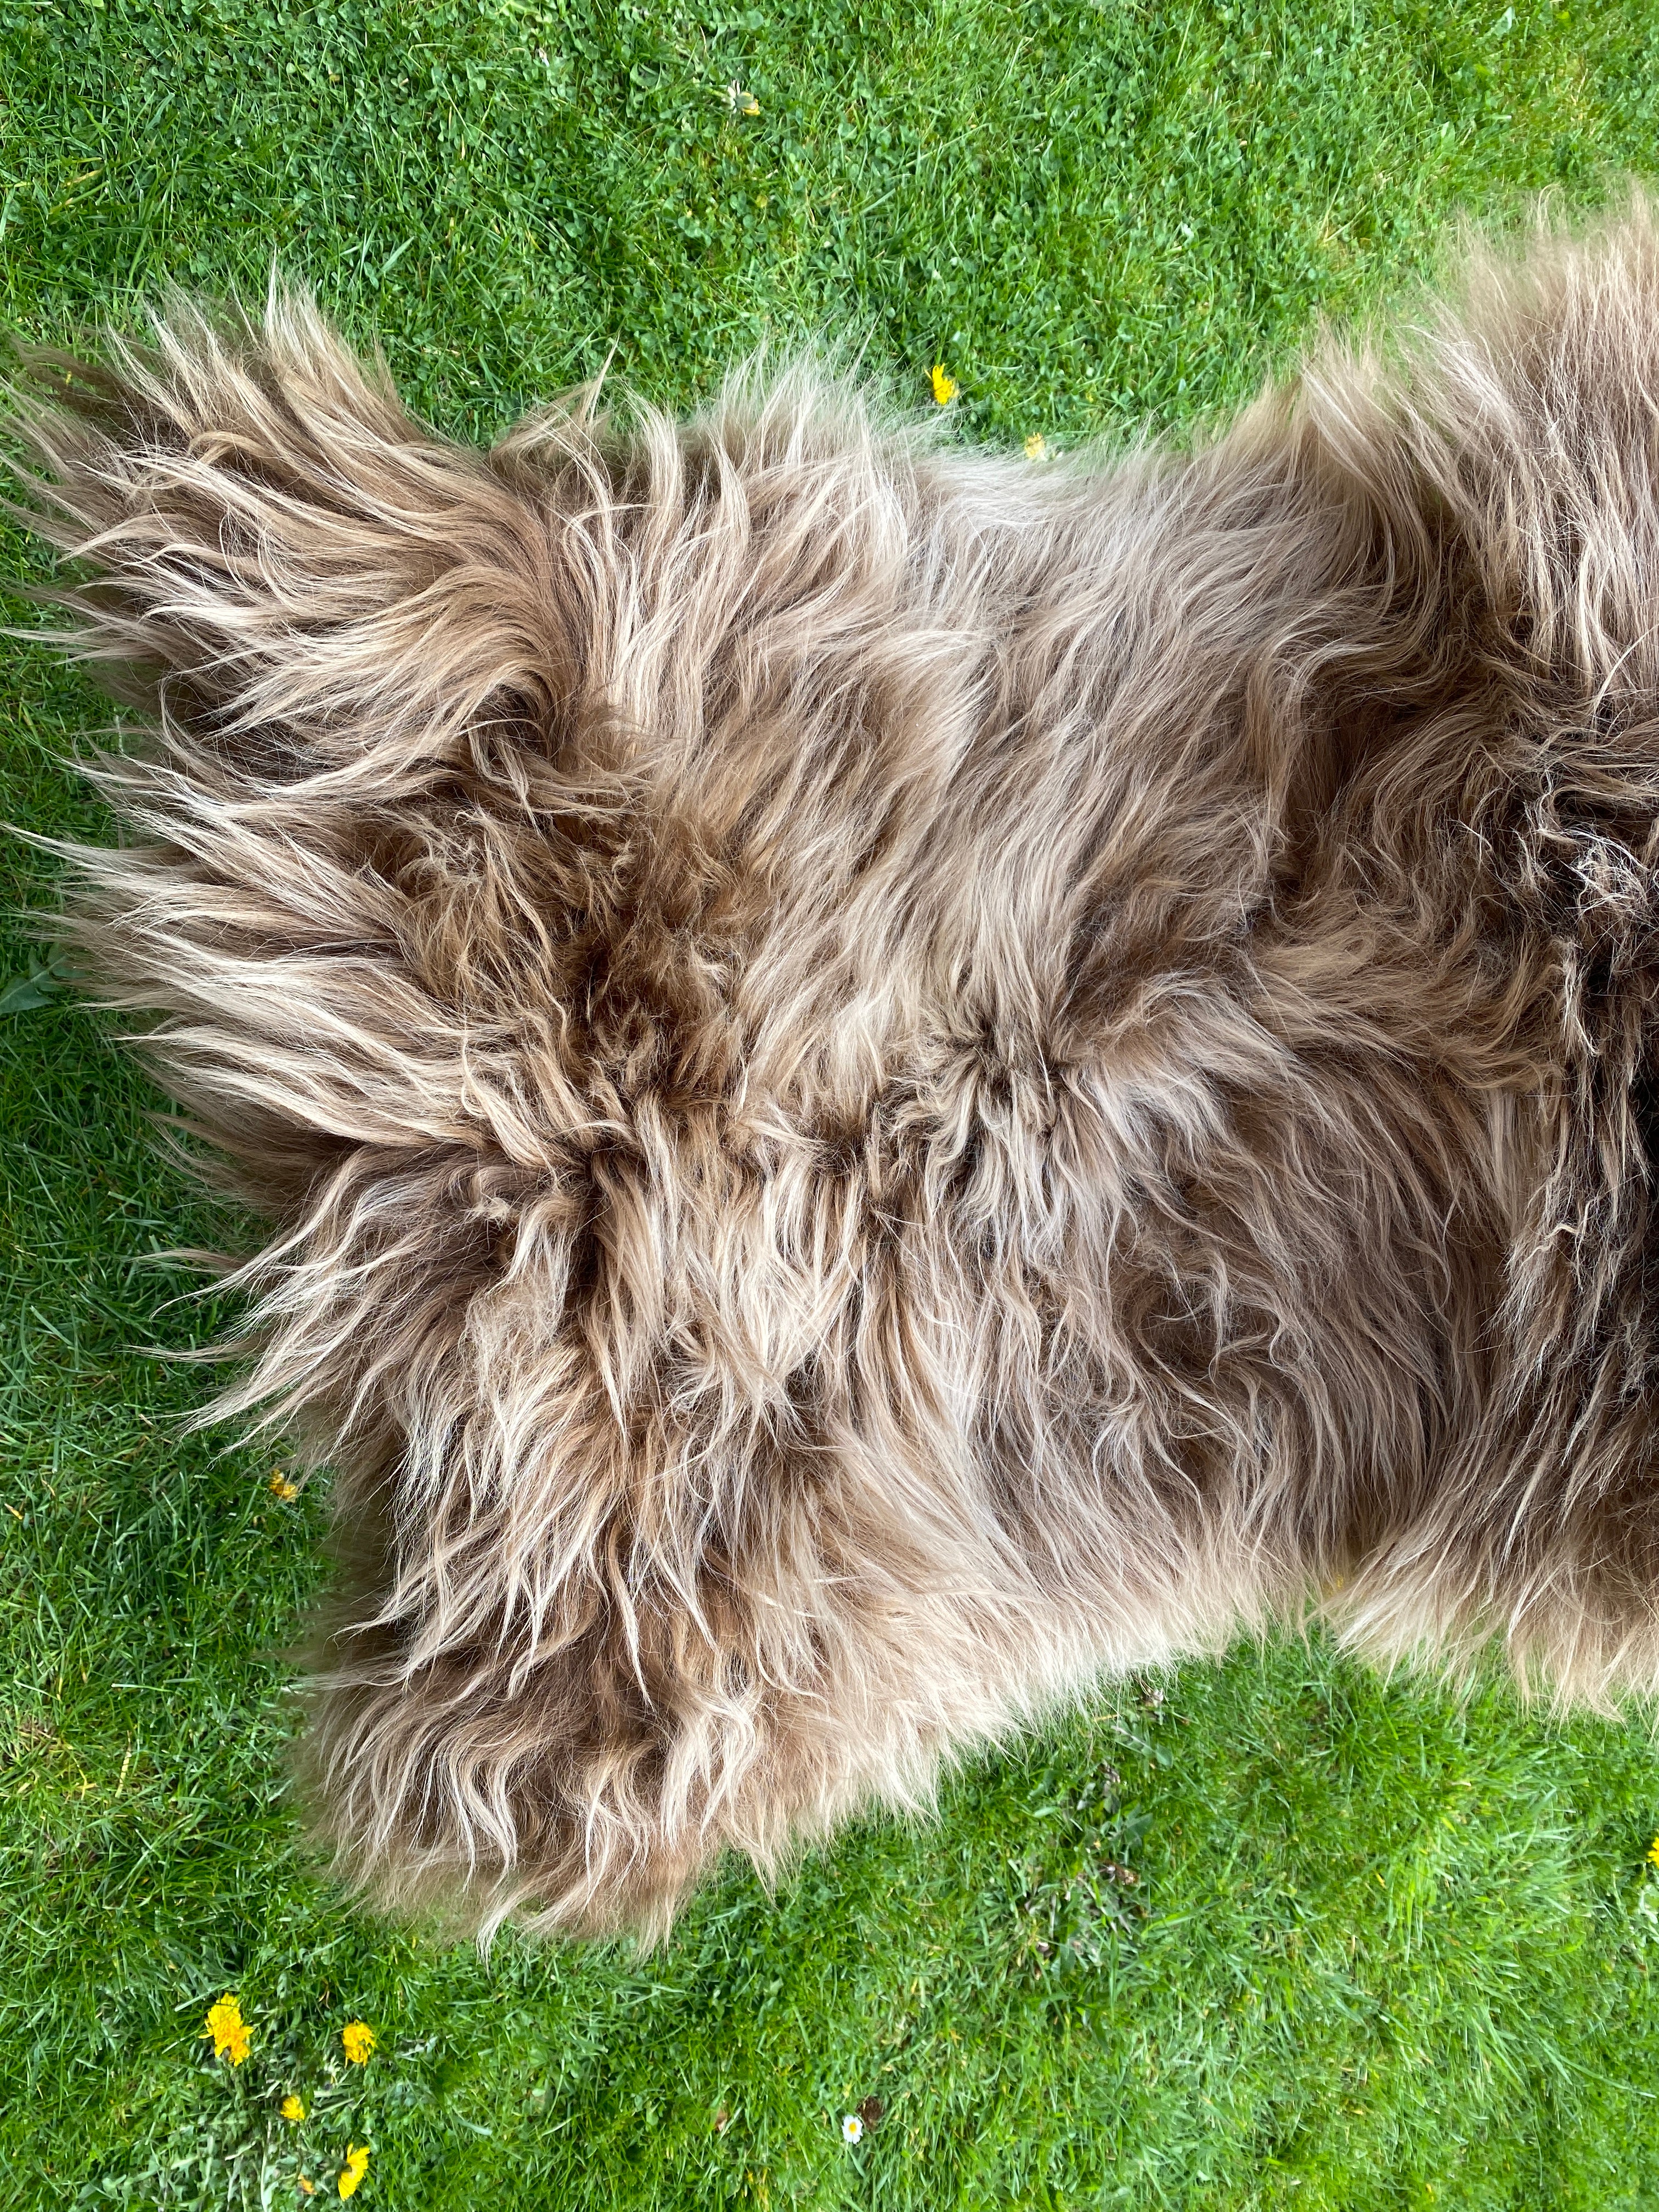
[10,198,1659,1942]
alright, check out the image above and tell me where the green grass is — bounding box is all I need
[4,0,1659,2203]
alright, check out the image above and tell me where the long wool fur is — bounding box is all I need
[11,198,1659,1941]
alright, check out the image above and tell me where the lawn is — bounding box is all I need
[4,1,1659,2205]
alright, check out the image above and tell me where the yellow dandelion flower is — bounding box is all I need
[298,2179,315,2198]
[341,2020,376,2064]
[204,1993,251,2066]
[930,363,959,406]
[269,1472,300,1501]
[1023,432,1048,461]
[1647,1833,1659,1870]
[281,2093,307,2122]
[339,2143,370,2199]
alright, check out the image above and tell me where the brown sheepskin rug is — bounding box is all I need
[9,196,1659,1943]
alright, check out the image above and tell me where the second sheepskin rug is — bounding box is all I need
[11,197,1659,1942]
